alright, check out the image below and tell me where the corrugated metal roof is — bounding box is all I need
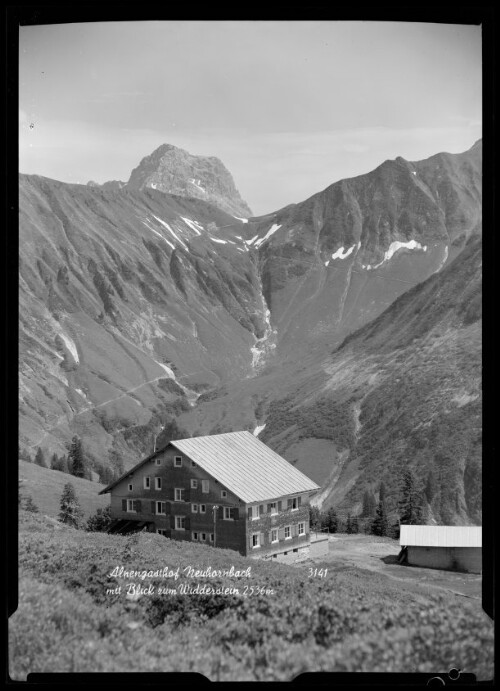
[171,431,320,503]
[400,525,482,548]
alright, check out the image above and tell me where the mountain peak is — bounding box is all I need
[126,144,252,217]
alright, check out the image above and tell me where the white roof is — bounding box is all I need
[171,431,319,503]
[400,525,482,548]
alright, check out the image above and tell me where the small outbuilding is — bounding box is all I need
[399,525,482,574]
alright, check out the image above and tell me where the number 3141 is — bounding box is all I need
[308,568,328,578]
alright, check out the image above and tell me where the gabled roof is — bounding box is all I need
[99,431,319,502]
[170,431,319,503]
[400,525,482,548]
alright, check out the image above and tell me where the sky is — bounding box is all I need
[19,21,482,216]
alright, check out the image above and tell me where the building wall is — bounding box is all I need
[109,444,313,558]
[407,546,482,574]
[243,500,311,559]
[109,445,247,552]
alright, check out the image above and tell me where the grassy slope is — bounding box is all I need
[19,461,109,519]
[10,511,493,680]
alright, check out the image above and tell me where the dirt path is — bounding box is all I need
[308,534,482,600]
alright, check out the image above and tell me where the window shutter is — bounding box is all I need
[122,499,127,511]
[248,507,253,519]
[259,504,264,516]
[267,503,271,513]
[260,532,265,546]
[135,500,141,513]
[151,501,155,514]
[278,501,282,511]
[170,487,175,501]
[165,502,171,515]
[268,530,273,543]
[184,516,190,530]
[185,488,190,503]
[287,498,292,509]
[218,506,224,519]
[279,527,285,540]
[298,496,302,507]
[232,508,239,520]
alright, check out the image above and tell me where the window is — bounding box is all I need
[210,534,214,542]
[174,488,185,502]
[175,516,186,530]
[259,504,264,516]
[126,499,136,512]
[191,503,198,513]
[221,490,227,499]
[155,477,162,490]
[269,502,277,515]
[192,531,198,541]
[157,529,167,536]
[223,507,235,520]
[298,522,305,536]
[252,533,260,548]
[156,501,166,515]
[291,497,298,511]
[201,480,209,494]
[144,477,150,490]
[191,479,198,489]
[284,526,291,540]
[200,533,206,542]
[155,458,161,466]
[271,529,279,543]
[174,456,183,467]
[128,483,133,492]
[248,507,253,520]
[200,504,206,514]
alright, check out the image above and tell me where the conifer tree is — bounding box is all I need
[371,500,388,536]
[398,469,424,525]
[351,516,359,534]
[58,482,83,528]
[86,506,112,532]
[346,513,353,534]
[361,489,377,517]
[425,470,437,504]
[34,447,47,468]
[50,452,59,470]
[68,436,86,478]
[309,505,321,531]
[379,481,387,503]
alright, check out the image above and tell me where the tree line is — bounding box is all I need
[309,469,428,538]
[19,436,120,486]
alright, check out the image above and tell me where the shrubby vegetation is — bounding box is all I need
[11,511,493,680]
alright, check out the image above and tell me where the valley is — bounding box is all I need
[19,140,482,524]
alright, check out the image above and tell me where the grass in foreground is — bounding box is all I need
[10,511,493,681]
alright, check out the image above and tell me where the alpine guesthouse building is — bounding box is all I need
[100,431,320,561]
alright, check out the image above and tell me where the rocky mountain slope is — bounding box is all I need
[19,141,481,522]
[89,143,252,218]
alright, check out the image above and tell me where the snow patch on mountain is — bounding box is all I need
[210,238,227,244]
[331,245,355,260]
[141,219,176,250]
[233,216,249,223]
[253,423,266,437]
[58,331,79,363]
[254,223,282,249]
[245,235,259,246]
[180,216,204,235]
